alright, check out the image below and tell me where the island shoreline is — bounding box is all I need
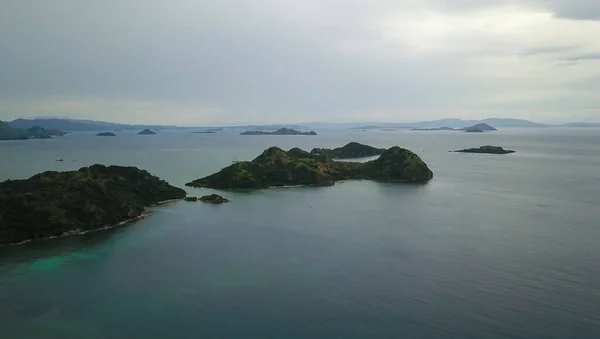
[4,198,183,247]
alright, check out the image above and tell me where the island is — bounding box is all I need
[0,121,65,140]
[461,123,497,133]
[454,146,515,154]
[0,165,186,245]
[97,132,117,136]
[138,128,157,135]
[311,142,386,159]
[193,131,216,134]
[241,128,317,136]
[200,194,230,204]
[186,144,433,189]
[411,127,455,131]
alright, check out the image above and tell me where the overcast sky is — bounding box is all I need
[1,0,600,125]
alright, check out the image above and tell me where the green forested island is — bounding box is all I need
[454,146,515,154]
[0,121,65,140]
[186,143,433,189]
[0,165,186,245]
[97,132,117,136]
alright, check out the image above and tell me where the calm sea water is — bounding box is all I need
[1,128,600,338]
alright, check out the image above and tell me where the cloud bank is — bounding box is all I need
[1,0,599,124]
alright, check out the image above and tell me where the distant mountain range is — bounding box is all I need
[350,118,550,130]
[9,118,179,132]
[6,117,600,132]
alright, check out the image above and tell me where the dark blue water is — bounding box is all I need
[1,128,600,338]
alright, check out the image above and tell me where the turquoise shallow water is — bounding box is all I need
[1,128,600,338]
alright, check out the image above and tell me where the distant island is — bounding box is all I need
[0,165,186,245]
[97,132,117,136]
[186,143,432,189]
[9,118,176,132]
[138,129,157,135]
[241,128,317,136]
[0,121,65,140]
[411,123,497,133]
[411,127,455,131]
[311,142,386,159]
[193,131,217,134]
[454,146,515,154]
[351,118,548,130]
[461,123,497,133]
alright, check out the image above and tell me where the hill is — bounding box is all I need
[0,121,64,140]
[0,165,186,245]
[311,142,386,159]
[186,144,432,189]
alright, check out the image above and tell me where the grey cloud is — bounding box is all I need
[551,1,600,20]
[563,53,600,61]
[520,45,581,57]
[425,0,600,21]
[0,0,599,124]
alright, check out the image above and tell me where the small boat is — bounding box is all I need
[55,157,64,162]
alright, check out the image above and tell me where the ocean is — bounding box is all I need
[1,128,600,338]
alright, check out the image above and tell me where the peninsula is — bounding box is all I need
[186,143,433,189]
[454,146,515,154]
[0,121,65,140]
[311,142,386,159]
[241,128,317,136]
[0,165,186,245]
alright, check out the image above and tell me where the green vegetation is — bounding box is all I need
[0,121,65,140]
[186,144,433,189]
[0,165,186,245]
[311,142,386,159]
[454,146,515,154]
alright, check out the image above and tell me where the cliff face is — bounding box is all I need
[0,165,186,245]
[186,144,433,189]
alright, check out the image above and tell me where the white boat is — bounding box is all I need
[55,157,64,162]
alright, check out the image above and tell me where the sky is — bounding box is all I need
[1,0,600,125]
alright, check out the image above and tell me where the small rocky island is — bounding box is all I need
[186,143,433,189]
[0,121,65,140]
[241,128,317,136]
[462,123,497,133]
[200,194,230,204]
[97,132,117,136]
[138,129,157,135]
[0,165,186,245]
[311,142,386,159]
[454,146,515,154]
[184,194,230,203]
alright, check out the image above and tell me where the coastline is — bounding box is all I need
[5,199,182,247]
